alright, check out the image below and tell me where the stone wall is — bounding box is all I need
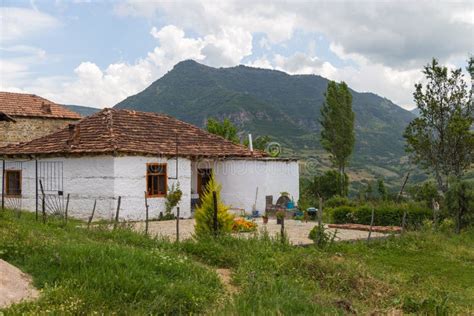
[0,117,78,146]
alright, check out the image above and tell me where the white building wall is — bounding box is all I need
[1,157,115,220]
[113,156,192,220]
[214,159,299,213]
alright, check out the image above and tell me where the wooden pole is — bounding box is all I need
[176,207,180,242]
[367,207,375,243]
[88,199,97,229]
[280,216,285,243]
[212,191,218,236]
[65,193,70,224]
[397,172,410,203]
[114,196,121,230]
[144,191,149,235]
[40,180,46,224]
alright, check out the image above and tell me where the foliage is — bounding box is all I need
[206,117,240,143]
[165,183,182,215]
[320,81,355,196]
[308,224,336,248]
[331,202,432,227]
[445,180,474,233]
[232,218,257,232]
[325,195,351,208]
[1,210,474,315]
[377,178,388,200]
[243,135,273,151]
[194,174,234,237]
[403,58,474,192]
[0,211,221,315]
[304,170,349,200]
[407,181,440,207]
[276,210,286,220]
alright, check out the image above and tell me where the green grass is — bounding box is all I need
[1,210,473,315]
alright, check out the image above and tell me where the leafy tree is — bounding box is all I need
[194,173,233,237]
[377,178,388,200]
[243,135,274,152]
[206,118,240,143]
[445,180,474,233]
[320,81,355,196]
[407,181,440,207]
[305,170,348,200]
[404,58,474,193]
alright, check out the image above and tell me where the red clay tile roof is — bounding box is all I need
[0,108,268,158]
[0,92,82,119]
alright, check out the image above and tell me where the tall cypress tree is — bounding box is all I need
[320,81,355,196]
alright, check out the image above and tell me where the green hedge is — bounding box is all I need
[331,202,432,227]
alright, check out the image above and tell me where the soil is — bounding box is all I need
[0,259,39,309]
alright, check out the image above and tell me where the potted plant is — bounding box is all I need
[262,211,269,224]
[276,210,285,225]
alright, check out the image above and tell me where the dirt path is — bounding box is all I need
[0,259,39,309]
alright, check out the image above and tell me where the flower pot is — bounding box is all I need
[262,216,268,224]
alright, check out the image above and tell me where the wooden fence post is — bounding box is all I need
[40,180,46,224]
[176,207,180,242]
[212,191,218,236]
[280,216,285,243]
[65,193,70,225]
[367,207,375,243]
[88,199,97,229]
[144,192,149,235]
[114,196,121,230]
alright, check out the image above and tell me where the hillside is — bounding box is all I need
[64,104,100,117]
[115,60,418,189]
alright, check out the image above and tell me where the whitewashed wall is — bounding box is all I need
[214,159,299,213]
[1,156,192,220]
[1,157,115,220]
[113,156,192,220]
[1,156,297,220]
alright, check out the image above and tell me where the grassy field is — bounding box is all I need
[0,210,473,315]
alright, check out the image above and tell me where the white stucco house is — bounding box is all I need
[0,109,299,220]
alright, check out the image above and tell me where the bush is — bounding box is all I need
[194,174,234,237]
[331,202,432,227]
[325,195,351,208]
[331,206,355,224]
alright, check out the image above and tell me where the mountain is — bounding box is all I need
[64,104,100,117]
[115,60,418,189]
[411,107,420,116]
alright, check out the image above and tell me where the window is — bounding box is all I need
[5,170,21,196]
[146,163,167,197]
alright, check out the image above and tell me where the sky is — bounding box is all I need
[1,0,473,110]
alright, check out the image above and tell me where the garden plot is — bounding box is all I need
[131,219,389,245]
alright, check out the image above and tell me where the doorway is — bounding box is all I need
[197,168,212,198]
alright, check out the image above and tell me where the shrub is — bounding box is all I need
[325,195,351,208]
[165,183,182,215]
[308,225,336,247]
[331,203,432,227]
[331,206,355,224]
[194,174,233,237]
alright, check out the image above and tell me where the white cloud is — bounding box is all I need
[0,7,60,41]
[2,24,254,107]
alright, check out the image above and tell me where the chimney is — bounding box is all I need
[41,102,52,114]
[248,134,253,153]
[67,124,80,146]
